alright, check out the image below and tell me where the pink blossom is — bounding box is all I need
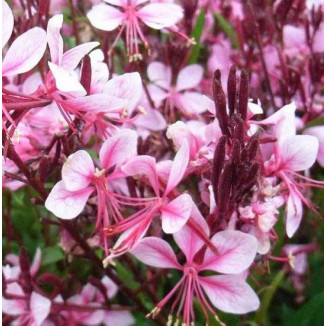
[147,61,214,117]
[103,140,194,263]
[2,0,47,77]
[131,208,259,325]
[45,129,138,252]
[87,0,183,60]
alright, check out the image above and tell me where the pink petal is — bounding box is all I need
[176,64,203,91]
[90,61,109,94]
[199,275,260,314]
[87,3,125,31]
[161,193,193,233]
[134,108,166,131]
[104,310,134,326]
[131,237,181,269]
[164,140,189,196]
[47,14,64,65]
[121,155,159,195]
[138,3,183,29]
[286,188,303,237]
[2,27,47,76]
[2,298,25,315]
[48,62,86,96]
[177,92,213,114]
[61,42,100,71]
[303,126,324,166]
[101,276,118,299]
[30,248,42,276]
[2,0,14,47]
[45,181,94,219]
[62,150,94,191]
[99,129,137,170]
[61,94,126,114]
[147,61,171,89]
[30,292,51,326]
[173,204,209,262]
[281,135,318,171]
[103,72,143,113]
[259,102,296,144]
[201,230,257,274]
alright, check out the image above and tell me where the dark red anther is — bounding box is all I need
[213,70,230,137]
[232,115,245,144]
[230,139,241,164]
[80,55,92,95]
[211,136,227,203]
[19,248,33,294]
[247,162,260,183]
[238,70,249,121]
[227,65,237,116]
[217,162,232,216]
[246,136,259,162]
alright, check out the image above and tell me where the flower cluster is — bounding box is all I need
[2,0,324,325]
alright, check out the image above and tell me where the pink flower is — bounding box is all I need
[147,61,214,117]
[262,104,320,237]
[103,140,193,263]
[45,129,137,217]
[303,125,324,167]
[2,1,47,77]
[131,207,259,325]
[87,0,183,60]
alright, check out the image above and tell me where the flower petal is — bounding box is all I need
[47,14,64,65]
[161,194,193,234]
[62,150,95,191]
[104,310,135,326]
[61,94,126,114]
[281,135,318,171]
[48,62,86,96]
[131,237,181,269]
[303,126,324,167]
[45,181,94,219]
[121,155,159,195]
[199,275,260,314]
[61,42,100,71]
[201,230,257,274]
[176,64,203,91]
[164,140,189,196]
[138,3,183,29]
[99,129,138,170]
[2,0,14,47]
[173,204,209,262]
[177,92,213,115]
[147,61,171,89]
[30,292,51,326]
[2,27,47,76]
[87,3,125,31]
[103,72,143,113]
[286,187,303,238]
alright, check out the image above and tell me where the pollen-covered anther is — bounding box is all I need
[120,108,128,119]
[146,307,160,319]
[166,314,173,326]
[102,256,115,268]
[187,37,196,47]
[288,252,295,269]
[173,318,180,326]
[215,314,227,326]
[94,168,105,178]
[138,105,146,115]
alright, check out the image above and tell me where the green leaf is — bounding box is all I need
[41,246,65,266]
[188,9,206,64]
[215,13,239,49]
[281,293,323,326]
